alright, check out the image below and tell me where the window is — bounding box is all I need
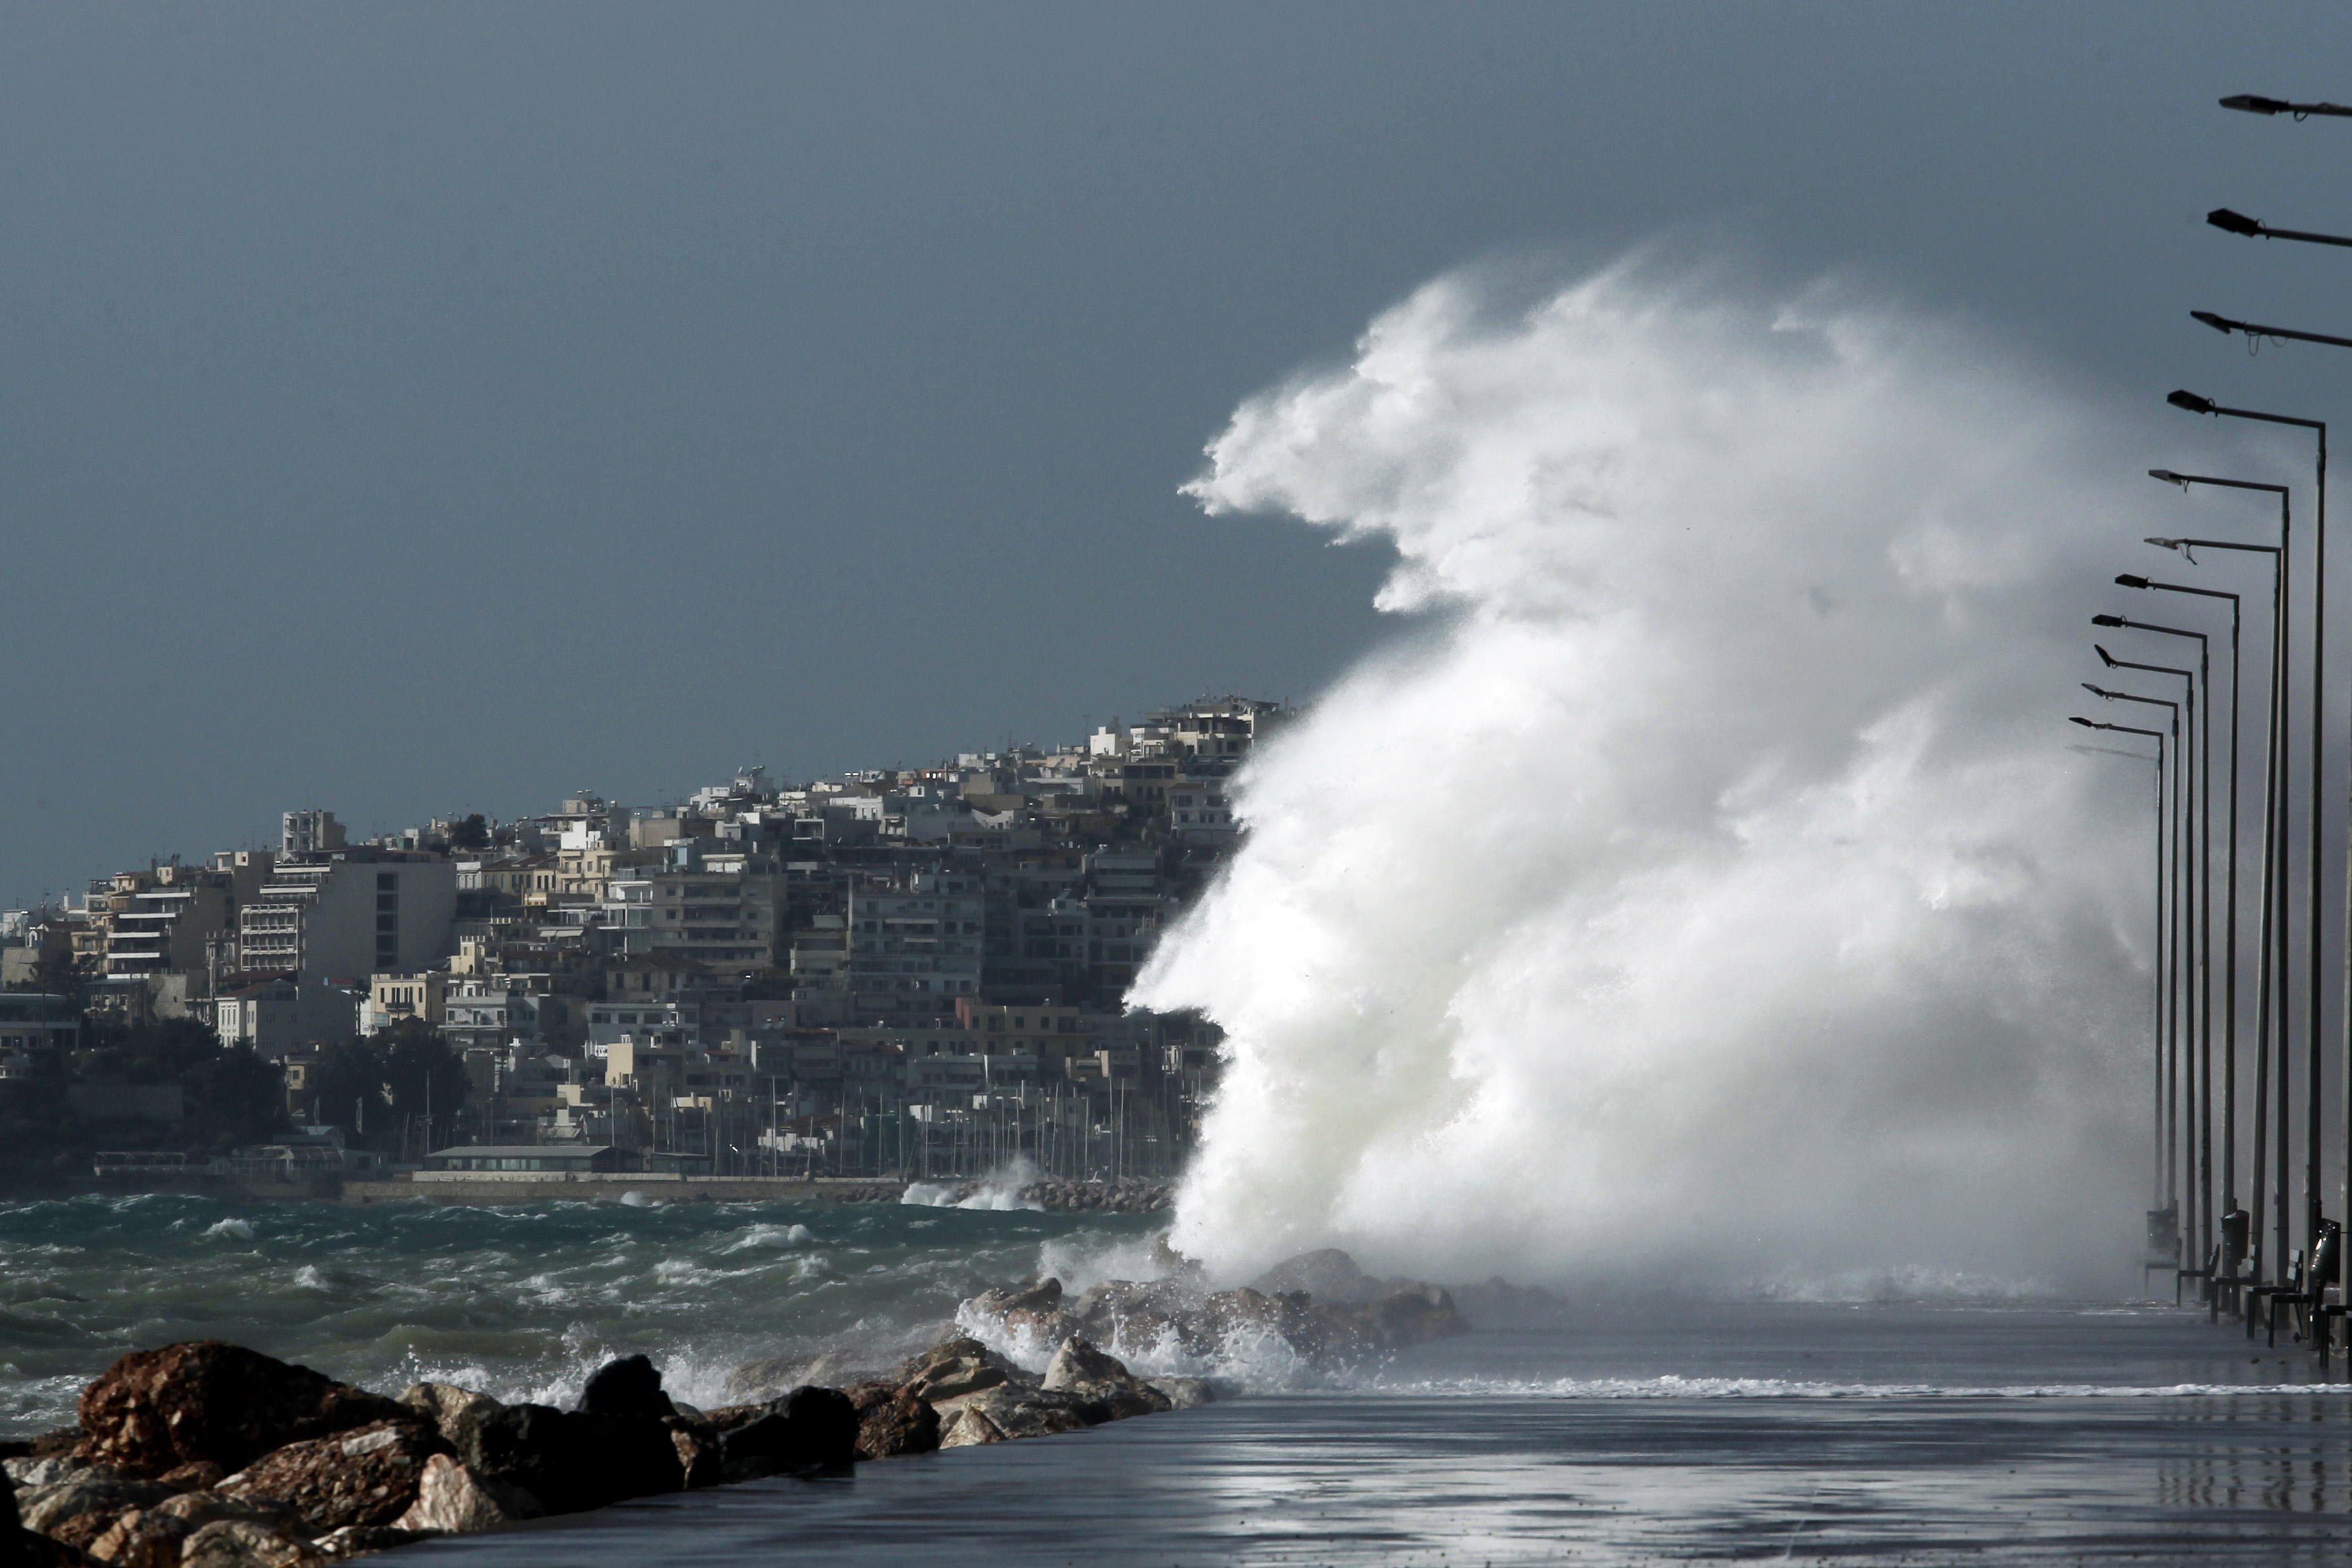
[378,874,397,890]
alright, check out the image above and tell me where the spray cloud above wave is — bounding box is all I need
[1133,257,2166,1292]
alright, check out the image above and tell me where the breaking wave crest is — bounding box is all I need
[1138,255,2163,1290]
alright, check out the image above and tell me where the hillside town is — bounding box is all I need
[0,696,1274,1192]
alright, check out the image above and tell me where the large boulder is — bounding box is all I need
[1249,1248,1376,1304]
[461,1405,680,1516]
[1060,1280,1198,1357]
[395,1384,501,1453]
[1039,1338,1129,1392]
[0,1462,78,1494]
[575,1356,673,1423]
[390,1453,540,1534]
[77,1344,416,1478]
[933,1385,1095,1447]
[716,1387,858,1482]
[963,1279,1067,1346]
[842,1384,939,1460]
[219,1421,447,1535]
[890,1338,1024,1403]
[14,1470,178,1553]
[86,1491,307,1568]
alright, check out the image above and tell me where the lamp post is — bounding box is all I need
[2119,572,2245,1260]
[2167,392,2328,1267]
[2148,467,2292,1284]
[2088,663,2193,1259]
[2094,626,2213,1277]
[2205,208,2352,250]
[2073,714,2173,1252]
[2219,94,2352,118]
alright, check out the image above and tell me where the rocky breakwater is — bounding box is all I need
[3,1322,1225,1564]
[960,1247,1471,1373]
[0,1341,877,1566]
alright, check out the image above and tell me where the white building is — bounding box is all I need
[238,854,456,982]
[214,975,361,1057]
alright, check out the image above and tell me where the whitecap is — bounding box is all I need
[722,1223,817,1253]
[202,1217,255,1241]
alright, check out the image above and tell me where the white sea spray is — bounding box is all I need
[1137,256,2187,1290]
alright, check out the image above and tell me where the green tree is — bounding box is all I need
[309,1038,389,1140]
[449,813,491,851]
[378,1018,469,1142]
[183,1046,287,1146]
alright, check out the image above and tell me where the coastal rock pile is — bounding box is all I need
[910,1179,1174,1212]
[1019,1179,1173,1213]
[0,1318,1225,1563]
[959,1249,1469,1370]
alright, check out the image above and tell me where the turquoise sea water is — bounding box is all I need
[0,1192,1164,1435]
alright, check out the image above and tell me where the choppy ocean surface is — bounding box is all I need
[0,1190,1167,1434]
[8,1194,2351,1562]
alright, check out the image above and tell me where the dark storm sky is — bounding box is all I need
[6,2,2352,904]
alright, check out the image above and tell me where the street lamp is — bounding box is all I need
[2073,714,2174,1265]
[2119,573,2244,1266]
[2206,208,2352,250]
[2148,467,2294,1289]
[2088,659,2195,1263]
[2188,309,2352,354]
[2092,633,2209,1274]
[2219,94,2352,119]
[2167,392,2329,1266]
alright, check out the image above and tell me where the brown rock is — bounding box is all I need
[393,1385,500,1453]
[932,1385,1094,1444]
[219,1422,446,1535]
[661,1417,722,1490]
[842,1383,939,1460]
[1039,1338,1130,1392]
[965,1279,1067,1344]
[388,1454,538,1534]
[26,1433,82,1462]
[15,1472,177,1549]
[694,1405,765,1436]
[933,1404,1005,1449]
[85,1492,304,1568]
[180,1519,324,1568]
[76,1345,418,1478]
[157,1464,226,1494]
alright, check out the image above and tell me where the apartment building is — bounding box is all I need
[238,852,456,982]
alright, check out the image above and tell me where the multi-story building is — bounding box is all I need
[102,855,275,983]
[362,971,448,1032]
[281,810,347,857]
[599,862,781,977]
[238,852,456,982]
[846,872,984,1012]
[213,975,361,1056]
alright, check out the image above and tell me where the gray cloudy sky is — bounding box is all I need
[7,2,2352,906]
